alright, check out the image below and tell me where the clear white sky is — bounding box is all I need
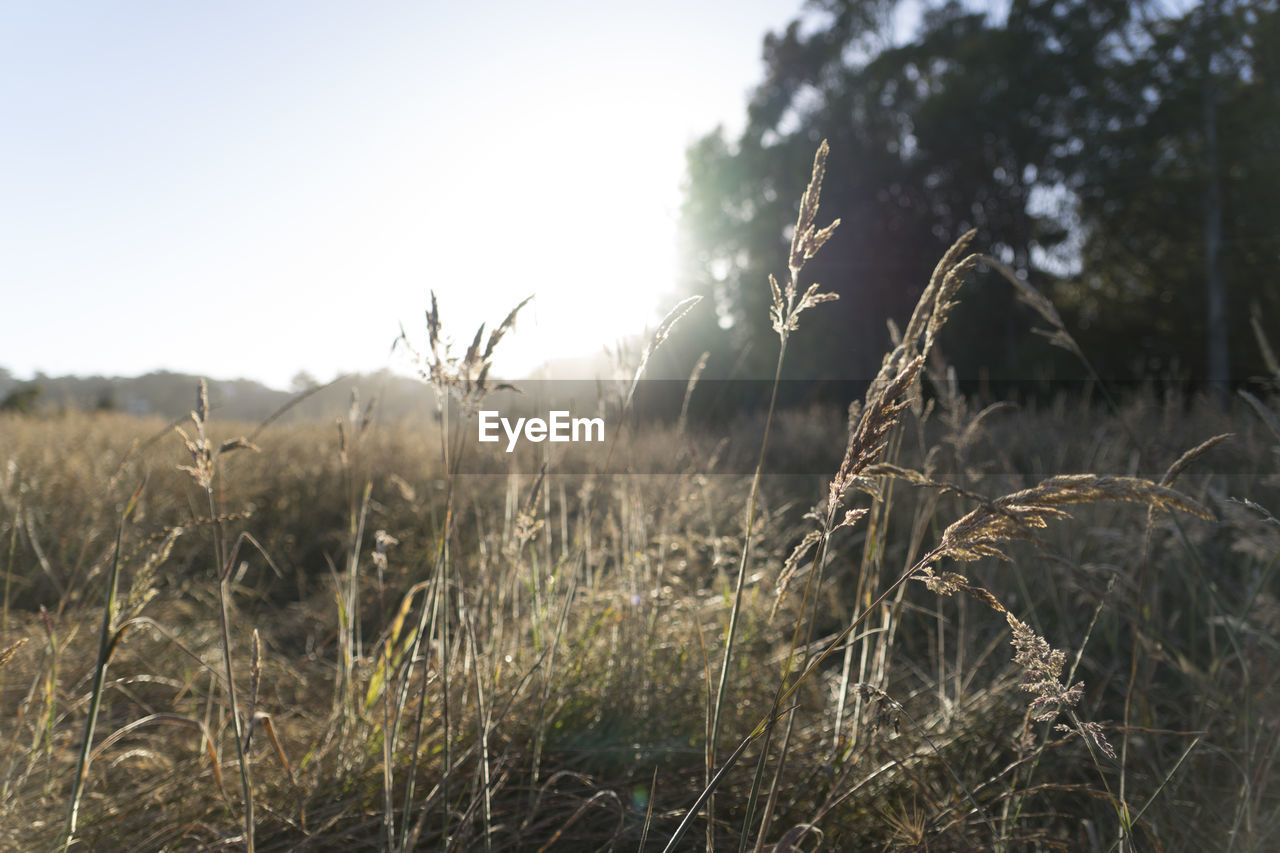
[1,0,813,389]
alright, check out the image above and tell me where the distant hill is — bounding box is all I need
[0,335,706,425]
[0,367,440,424]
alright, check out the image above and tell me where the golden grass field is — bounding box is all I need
[2,145,1277,851]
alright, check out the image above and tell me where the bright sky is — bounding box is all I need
[0,0,810,389]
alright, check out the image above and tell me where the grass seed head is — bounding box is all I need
[771,139,840,342]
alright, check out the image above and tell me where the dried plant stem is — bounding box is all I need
[204,480,254,852]
[337,482,372,728]
[61,487,138,852]
[173,380,260,851]
[0,503,16,722]
[708,338,785,852]
[529,564,578,797]
[464,612,493,853]
[751,529,833,852]
[2,504,14,643]
[392,293,535,851]
[706,137,841,853]
[217,569,254,852]
[668,465,1209,852]
[400,395,467,852]
[833,431,901,756]
[665,565,933,853]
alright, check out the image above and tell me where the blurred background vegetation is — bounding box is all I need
[6,1,1277,417]
[670,0,1279,394]
[2,5,1279,848]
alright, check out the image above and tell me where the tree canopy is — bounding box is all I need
[676,0,1280,392]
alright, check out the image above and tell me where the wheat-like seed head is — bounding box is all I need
[770,140,840,342]
[770,529,823,621]
[371,529,399,585]
[1241,390,1280,443]
[245,628,262,752]
[1250,302,1280,379]
[921,255,978,358]
[899,228,977,357]
[626,295,702,407]
[914,567,1115,758]
[1161,433,1232,487]
[933,474,1212,564]
[828,355,926,511]
[174,380,257,489]
[123,526,182,620]
[861,462,992,506]
[1006,613,1082,721]
[175,426,213,490]
[195,377,208,426]
[824,230,980,517]
[981,254,1087,361]
[0,638,27,669]
[397,292,532,413]
[788,139,841,277]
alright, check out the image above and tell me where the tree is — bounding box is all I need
[290,370,319,392]
[679,1,1096,385]
[0,384,43,414]
[678,0,1280,389]
[1058,0,1280,386]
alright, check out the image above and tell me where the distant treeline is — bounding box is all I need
[670,0,1280,391]
[0,367,439,424]
[2,365,1252,429]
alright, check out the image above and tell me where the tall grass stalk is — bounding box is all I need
[527,296,701,817]
[336,475,372,728]
[400,393,464,851]
[3,503,14,643]
[667,470,1209,850]
[665,148,1216,847]
[464,611,493,853]
[745,209,978,851]
[2,139,1267,850]
[0,502,16,718]
[707,139,841,852]
[175,380,259,851]
[335,392,376,731]
[60,483,140,852]
[393,294,530,850]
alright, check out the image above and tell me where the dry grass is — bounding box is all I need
[1,143,1278,851]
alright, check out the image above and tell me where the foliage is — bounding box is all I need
[677,0,1280,387]
[0,369,1275,850]
[0,384,42,414]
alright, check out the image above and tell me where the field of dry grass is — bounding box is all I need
[2,144,1277,851]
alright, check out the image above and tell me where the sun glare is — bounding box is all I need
[408,82,686,380]
[2,0,797,388]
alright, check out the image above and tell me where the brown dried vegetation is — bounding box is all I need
[0,143,1276,852]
